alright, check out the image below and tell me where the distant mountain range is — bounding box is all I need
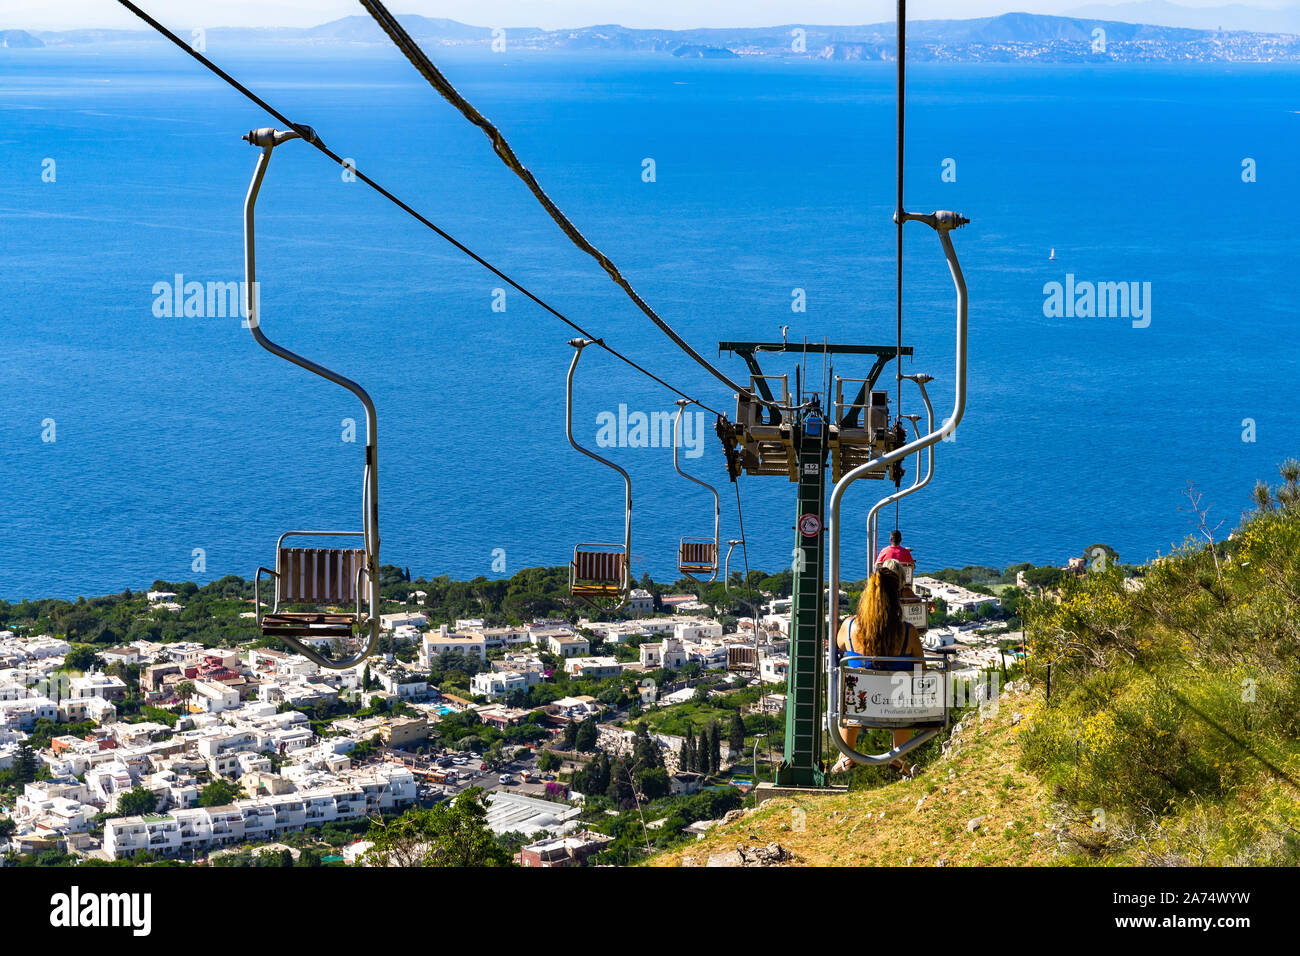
[6,12,1300,62]
[1065,2,1300,34]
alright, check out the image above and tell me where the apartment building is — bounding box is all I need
[103,764,417,859]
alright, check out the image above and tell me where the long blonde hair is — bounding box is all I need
[852,567,906,656]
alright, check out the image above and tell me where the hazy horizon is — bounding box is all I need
[7,0,1300,32]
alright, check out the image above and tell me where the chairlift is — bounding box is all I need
[723,540,760,674]
[565,338,631,610]
[672,400,720,582]
[825,210,970,766]
[241,127,379,670]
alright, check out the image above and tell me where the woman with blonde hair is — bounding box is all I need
[830,563,924,775]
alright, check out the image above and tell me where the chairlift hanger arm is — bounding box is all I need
[566,339,632,611]
[825,213,969,767]
[243,130,380,671]
[674,401,720,583]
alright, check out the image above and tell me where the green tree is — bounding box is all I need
[12,743,39,785]
[116,786,158,817]
[1083,543,1120,571]
[362,789,513,867]
[605,757,635,808]
[197,779,242,807]
[62,645,102,673]
[636,767,670,800]
[537,751,561,773]
[574,719,598,752]
[728,711,746,752]
[692,683,710,703]
[562,719,579,751]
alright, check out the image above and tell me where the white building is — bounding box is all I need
[675,619,724,643]
[564,657,623,680]
[639,636,687,670]
[547,634,590,658]
[372,668,429,700]
[912,577,1001,615]
[471,671,535,701]
[103,764,417,859]
[0,696,57,729]
[57,695,117,724]
[191,679,240,714]
[467,626,531,649]
[381,612,428,631]
[420,627,486,668]
[626,589,654,614]
[760,655,790,684]
[69,672,128,700]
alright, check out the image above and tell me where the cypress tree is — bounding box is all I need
[728,711,746,753]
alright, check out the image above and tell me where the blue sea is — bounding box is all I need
[1,43,1298,601]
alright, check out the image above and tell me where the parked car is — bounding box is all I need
[498,774,516,785]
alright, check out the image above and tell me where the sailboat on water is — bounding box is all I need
[1049,247,1056,261]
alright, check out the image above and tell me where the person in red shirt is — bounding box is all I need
[875,529,915,567]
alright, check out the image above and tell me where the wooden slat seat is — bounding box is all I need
[572,550,625,585]
[278,547,365,604]
[678,541,718,573]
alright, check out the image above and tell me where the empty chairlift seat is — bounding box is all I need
[678,539,718,577]
[570,545,628,600]
[260,546,365,639]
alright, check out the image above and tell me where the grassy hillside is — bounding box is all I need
[652,682,1056,866]
[653,460,1300,867]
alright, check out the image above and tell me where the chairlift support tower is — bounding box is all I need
[717,342,911,787]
